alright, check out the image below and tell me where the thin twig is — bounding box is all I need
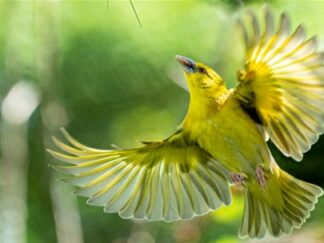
[129,0,142,27]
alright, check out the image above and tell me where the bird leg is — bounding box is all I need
[256,164,267,188]
[230,172,247,189]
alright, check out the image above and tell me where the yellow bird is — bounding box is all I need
[49,7,324,239]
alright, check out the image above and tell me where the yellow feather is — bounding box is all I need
[235,7,324,161]
[48,7,324,239]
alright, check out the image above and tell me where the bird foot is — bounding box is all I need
[230,172,247,190]
[256,164,267,188]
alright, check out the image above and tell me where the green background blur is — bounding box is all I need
[0,1,323,243]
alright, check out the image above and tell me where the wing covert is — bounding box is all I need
[49,128,232,222]
[235,6,324,161]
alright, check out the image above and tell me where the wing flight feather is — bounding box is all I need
[49,129,232,222]
[235,6,324,161]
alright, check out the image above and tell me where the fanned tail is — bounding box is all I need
[240,167,323,238]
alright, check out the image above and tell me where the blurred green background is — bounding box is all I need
[0,0,324,243]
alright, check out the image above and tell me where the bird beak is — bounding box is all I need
[175,55,196,73]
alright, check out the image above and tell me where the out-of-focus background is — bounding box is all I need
[0,0,323,243]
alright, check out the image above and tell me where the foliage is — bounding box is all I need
[0,1,323,242]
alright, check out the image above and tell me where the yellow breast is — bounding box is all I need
[185,93,272,176]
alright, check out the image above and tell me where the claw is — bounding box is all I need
[256,164,267,188]
[230,172,247,190]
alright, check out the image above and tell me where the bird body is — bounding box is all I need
[183,90,270,174]
[49,7,324,239]
[174,58,322,237]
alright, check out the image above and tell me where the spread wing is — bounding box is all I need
[234,7,324,161]
[48,128,231,222]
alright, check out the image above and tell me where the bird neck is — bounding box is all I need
[182,85,229,129]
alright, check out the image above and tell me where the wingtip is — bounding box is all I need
[48,163,55,168]
[319,187,324,197]
[296,23,306,35]
[51,135,59,144]
[261,3,271,12]
[47,148,55,155]
[60,127,67,133]
[48,163,62,172]
[60,127,71,140]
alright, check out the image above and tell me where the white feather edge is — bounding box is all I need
[49,130,232,222]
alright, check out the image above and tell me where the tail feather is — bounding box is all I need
[240,168,323,239]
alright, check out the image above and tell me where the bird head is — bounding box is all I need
[175,55,225,98]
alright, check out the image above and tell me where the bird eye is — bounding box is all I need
[198,67,207,74]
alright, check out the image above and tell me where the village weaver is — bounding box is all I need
[48,7,324,239]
